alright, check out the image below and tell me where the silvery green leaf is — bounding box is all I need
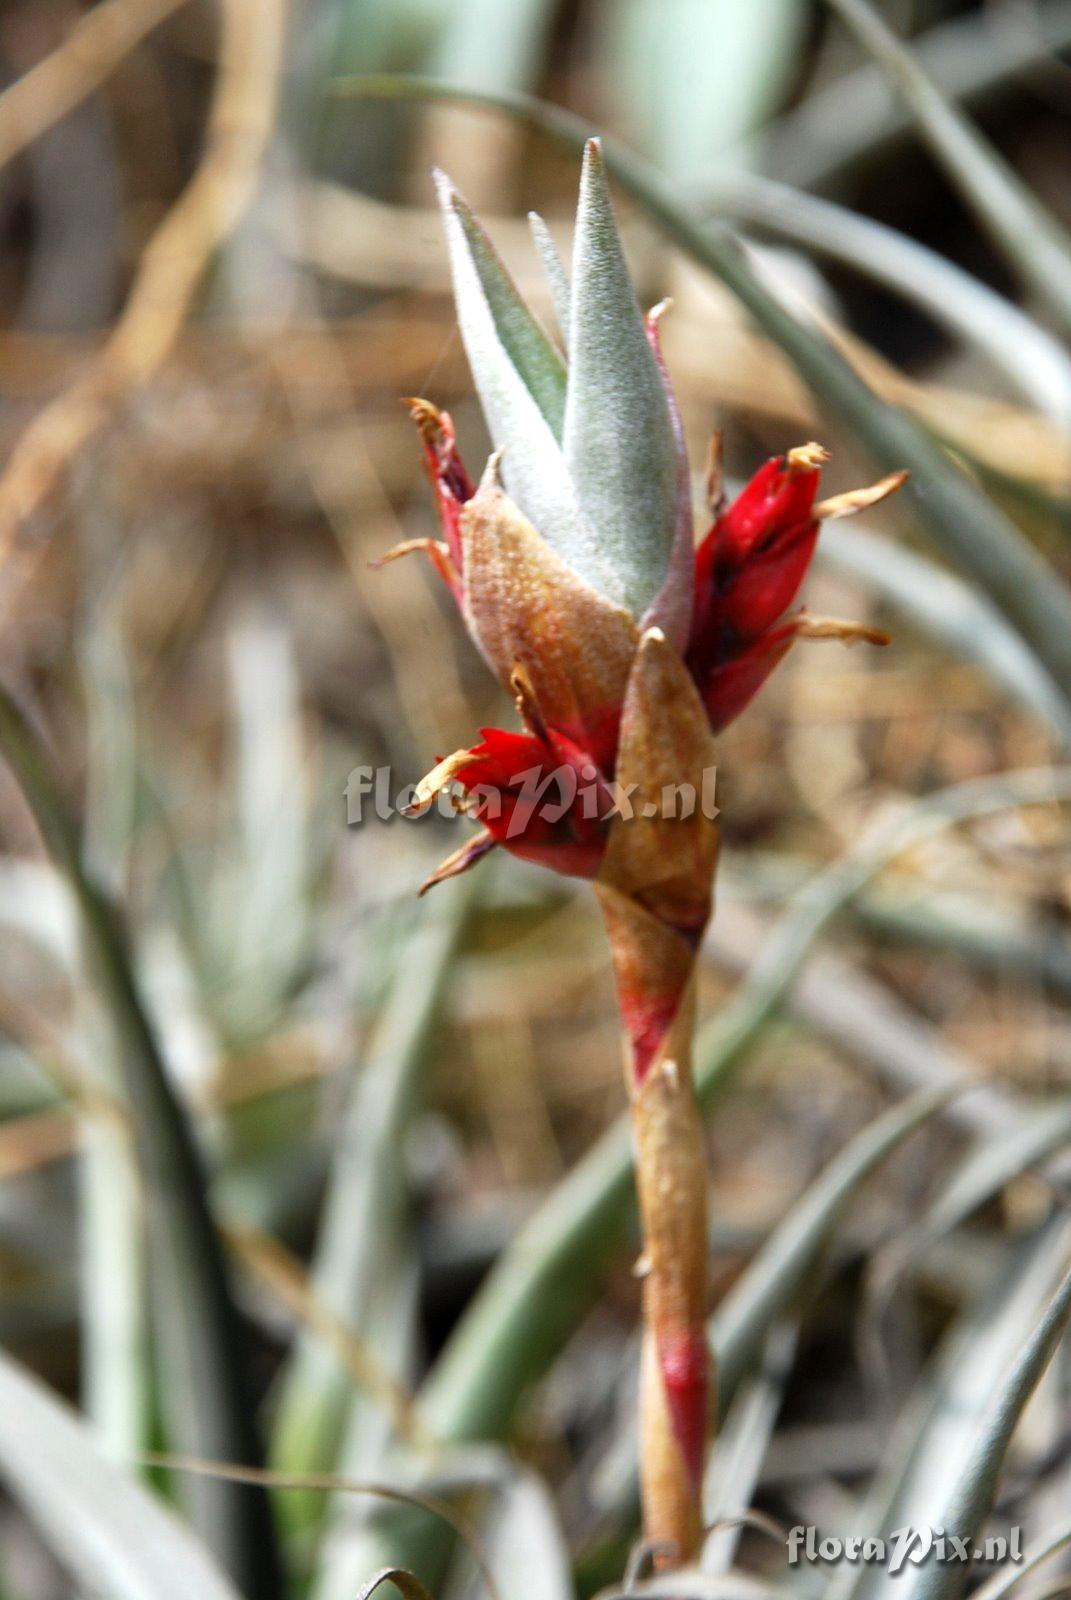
[437,173,610,591]
[527,211,571,342]
[0,1348,244,1600]
[270,876,477,1546]
[911,1244,1071,1600]
[354,1571,433,1600]
[824,0,1071,335]
[309,1252,422,1600]
[428,0,556,95]
[642,299,695,647]
[605,0,803,184]
[447,1468,572,1600]
[713,1088,952,1408]
[971,1520,1071,1600]
[917,1094,1071,1253]
[447,187,566,433]
[703,1322,798,1574]
[564,139,686,623]
[835,1217,1071,1600]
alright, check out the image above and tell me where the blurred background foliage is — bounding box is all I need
[0,1,1070,1598]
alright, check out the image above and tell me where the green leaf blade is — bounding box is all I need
[527,211,571,341]
[448,187,566,435]
[0,1349,245,1600]
[714,1089,953,1408]
[823,0,1071,334]
[564,138,688,624]
[435,173,608,595]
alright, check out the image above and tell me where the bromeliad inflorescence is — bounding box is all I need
[384,138,904,1567]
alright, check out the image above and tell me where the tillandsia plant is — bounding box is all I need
[384,139,903,1566]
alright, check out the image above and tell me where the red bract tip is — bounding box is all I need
[687,451,823,730]
[425,724,612,883]
[691,452,822,654]
[405,398,474,579]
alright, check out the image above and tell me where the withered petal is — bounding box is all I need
[404,748,475,815]
[814,469,909,522]
[373,537,461,599]
[419,828,498,895]
[705,430,726,520]
[786,441,830,472]
[794,610,892,646]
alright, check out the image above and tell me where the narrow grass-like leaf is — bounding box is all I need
[0,1348,243,1600]
[899,1096,1071,1264]
[971,1521,1071,1600]
[337,79,1071,700]
[823,0,1071,333]
[213,611,310,1038]
[75,508,151,1464]
[564,139,685,626]
[835,1217,1071,1600]
[702,1323,798,1574]
[0,685,282,1600]
[605,0,804,183]
[527,211,570,341]
[311,1252,422,1600]
[817,521,1071,749]
[734,853,1071,1003]
[914,1246,1071,1600]
[270,874,478,1538]
[78,1113,149,1458]
[699,175,1071,424]
[714,1089,953,1406]
[355,1571,434,1600]
[764,0,1071,191]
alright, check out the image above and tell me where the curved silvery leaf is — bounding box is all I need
[835,1217,1071,1600]
[911,1247,1071,1600]
[436,173,616,600]
[0,1348,244,1600]
[713,1088,952,1408]
[564,139,690,627]
[527,211,571,342]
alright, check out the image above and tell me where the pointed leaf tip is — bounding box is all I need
[528,210,571,342]
[565,142,689,626]
[440,179,567,437]
[435,170,601,580]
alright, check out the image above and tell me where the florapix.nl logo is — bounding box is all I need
[344,762,718,838]
[786,1525,1023,1573]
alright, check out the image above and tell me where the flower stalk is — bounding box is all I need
[595,622,719,1559]
[388,136,902,1569]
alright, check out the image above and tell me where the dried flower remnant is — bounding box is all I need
[384,138,903,1566]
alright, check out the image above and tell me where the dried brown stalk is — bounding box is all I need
[0,0,288,554]
[0,0,189,174]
